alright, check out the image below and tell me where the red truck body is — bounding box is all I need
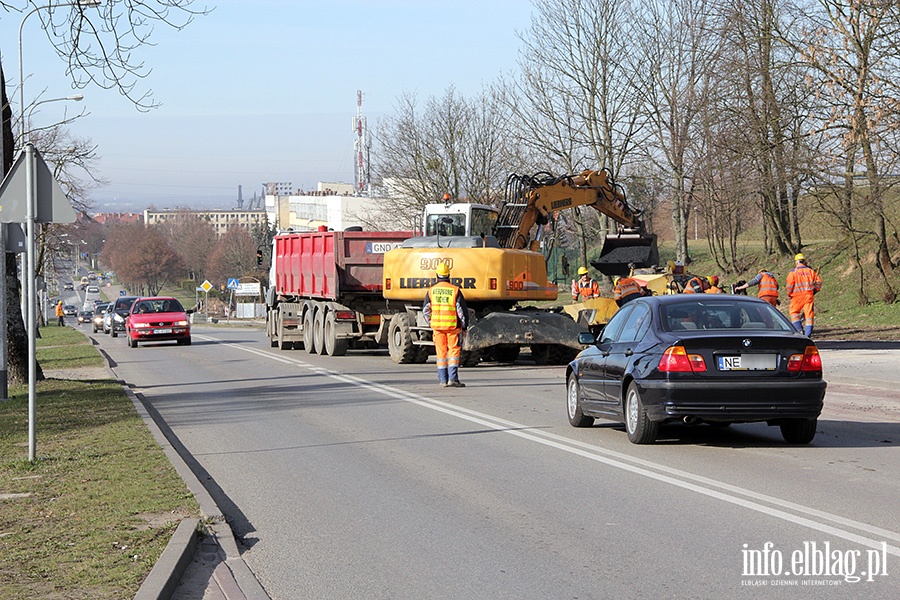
[274,230,411,300]
[267,229,413,354]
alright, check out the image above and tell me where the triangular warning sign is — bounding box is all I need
[0,147,77,224]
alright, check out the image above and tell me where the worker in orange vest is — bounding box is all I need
[613,276,643,306]
[786,253,822,336]
[571,266,600,301]
[423,262,469,388]
[704,276,724,293]
[735,268,779,306]
[682,275,709,294]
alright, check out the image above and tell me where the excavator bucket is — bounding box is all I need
[592,233,659,277]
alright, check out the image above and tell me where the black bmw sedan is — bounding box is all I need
[566,295,826,444]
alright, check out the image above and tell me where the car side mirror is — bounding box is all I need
[578,331,596,346]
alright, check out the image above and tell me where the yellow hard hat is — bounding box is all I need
[435,262,451,277]
[577,266,589,276]
[794,253,805,261]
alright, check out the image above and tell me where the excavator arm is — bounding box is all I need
[496,169,657,276]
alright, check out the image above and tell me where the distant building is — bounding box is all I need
[91,212,143,225]
[265,185,389,232]
[142,208,267,237]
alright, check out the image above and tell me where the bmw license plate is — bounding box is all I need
[154,328,173,334]
[717,354,776,371]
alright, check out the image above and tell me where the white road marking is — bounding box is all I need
[195,334,900,556]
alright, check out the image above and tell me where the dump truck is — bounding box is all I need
[265,229,412,354]
[381,169,660,366]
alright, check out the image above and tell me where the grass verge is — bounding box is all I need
[0,325,200,599]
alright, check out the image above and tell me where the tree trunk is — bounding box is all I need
[2,66,39,386]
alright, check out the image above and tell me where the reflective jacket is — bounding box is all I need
[423,281,468,332]
[572,278,600,300]
[614,277,643,302]
[757,271,779,300]
[682,276,707,294]
[786,265,822,298]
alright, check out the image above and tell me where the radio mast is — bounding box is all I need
[353,90,371,195]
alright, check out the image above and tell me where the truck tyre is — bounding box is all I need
[313,308,326,355]
[324,312,348,356]
[388,313,417,364]
[303,309,316,354]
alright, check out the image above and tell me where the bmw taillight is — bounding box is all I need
[787,346,822,372]
[658,346,707,373]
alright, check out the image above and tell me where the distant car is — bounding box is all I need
[92,303,109,333]
[107,296,138,337]
[63,282,74,291]
[125,297,191,347]
[86,285,100,294]
[76,310,93,325]
[565,295,826,445]
[62,304,77,317]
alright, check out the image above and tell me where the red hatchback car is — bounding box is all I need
[125,297,192,347]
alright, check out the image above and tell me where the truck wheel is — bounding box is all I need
[313,309,326,355]
[324,312,348,356]
[388,313,417,364]
[303,310,317,354]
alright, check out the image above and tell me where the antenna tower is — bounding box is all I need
[353,90,371,194]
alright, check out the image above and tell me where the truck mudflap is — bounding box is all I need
[463,310,589,352]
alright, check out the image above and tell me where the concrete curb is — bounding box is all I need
[119,373,269,599]
[133,518,199,600]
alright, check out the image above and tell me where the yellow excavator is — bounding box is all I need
[381,169,659,365]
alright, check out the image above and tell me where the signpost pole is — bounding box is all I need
[25,143,36,461]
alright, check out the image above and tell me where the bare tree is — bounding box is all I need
[783,0,900,303]
[372,86,515,229]
[1,0,208,385]
[105,221,182,295]
[205,226,257,286]
[159,210,217,283]
[631,0,723,264]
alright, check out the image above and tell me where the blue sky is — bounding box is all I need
[0,0,535,212]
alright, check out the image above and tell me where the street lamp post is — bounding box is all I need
[18,0,101,140]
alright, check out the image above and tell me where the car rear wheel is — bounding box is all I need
[111,328,118,338]
[624,382,658,444]
[566,375,594,428]
[780,418,817,444]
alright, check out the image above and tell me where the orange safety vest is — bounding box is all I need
[757,271,778,300]
[682,276,706,294]
[572,278,600,300]
[614,277,642,301]
[428,282,461,331]
[786,266,821,297]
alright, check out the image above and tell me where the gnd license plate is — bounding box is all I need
[717,354,777,371]
[154,328,173,334]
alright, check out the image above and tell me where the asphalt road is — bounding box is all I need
[85,325,900,599]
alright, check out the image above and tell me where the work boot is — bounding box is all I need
[448,380,465,388]
[439,381,448,387]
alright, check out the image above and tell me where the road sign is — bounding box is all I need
[0,147,76,224]
[201,280,213,293]
[235,282,261,296]
[227,278,240,290]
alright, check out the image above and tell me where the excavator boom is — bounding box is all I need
[498,169,658,276]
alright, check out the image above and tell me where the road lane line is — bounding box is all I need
[195,334,900,555]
